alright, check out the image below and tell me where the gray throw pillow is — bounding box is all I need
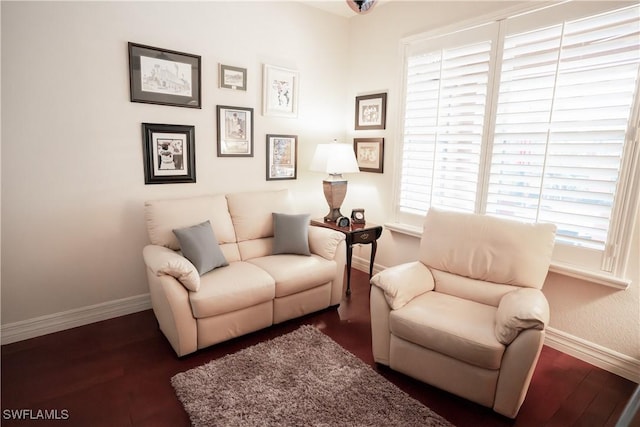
[272,213,311,256]
[173,220,229,275]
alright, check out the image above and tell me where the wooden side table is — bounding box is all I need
[311,218,383,296]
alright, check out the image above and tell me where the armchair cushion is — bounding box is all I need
[272,213,311,256]
[391,291,505,369]
[142,245,200,292]
[495,288,549,345]
[370,261,434,310]
[420,208,557,289]
[173,220,229,275]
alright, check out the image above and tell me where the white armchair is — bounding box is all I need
[370,208,556,418]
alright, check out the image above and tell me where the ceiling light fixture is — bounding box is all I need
[346,0,377,14]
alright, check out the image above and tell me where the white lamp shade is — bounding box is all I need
[310,143,360,174]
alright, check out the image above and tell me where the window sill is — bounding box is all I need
[384,222,631,290]
[547,263,630,290]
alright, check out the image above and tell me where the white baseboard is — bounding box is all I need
[351,255,383,276]
[352,257,640,384]
[545,327,640,383]
[1,294,152,345]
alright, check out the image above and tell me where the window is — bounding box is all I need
[397,3,640,278]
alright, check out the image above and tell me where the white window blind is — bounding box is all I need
[398,3,640,275]
[401,40,492,214]
[488,6,640,252]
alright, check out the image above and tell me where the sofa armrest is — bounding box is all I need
[308,226,345,260]
[370,261,434,310]
[142,245,200,292]
[495,288,549,345]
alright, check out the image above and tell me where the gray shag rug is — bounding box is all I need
[171,325,454,427]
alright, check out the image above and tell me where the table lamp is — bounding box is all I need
[310,140,360,222]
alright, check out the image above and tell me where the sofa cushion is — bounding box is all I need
[419,208,556,289]
[238,238,273,260]
[145,194,237,251]
[189,262,275,319]
[247,255,336,298]
[173,221,229,275]
[226,190,293,242]
[272,213,311,256]
[390,292,505,370]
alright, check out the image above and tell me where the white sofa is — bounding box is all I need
[370,208,556,418]
[142,189,346,356]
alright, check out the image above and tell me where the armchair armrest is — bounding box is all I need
[370,261,434,310]
[495,288,549,345]
[142,245,200,292]
[308,226,345,260]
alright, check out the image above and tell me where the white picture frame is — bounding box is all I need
[263,64,299,118]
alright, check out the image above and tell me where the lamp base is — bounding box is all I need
[324,209,344,223]
[322,179,348,222]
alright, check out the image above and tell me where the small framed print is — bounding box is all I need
[142,123,196,184]
[266,134,297,180]
[128,42,201,108]
[216,106,254,157]
[263,64,299,118]
[219,64,247,91]
[355,92,387,130]
[354,137,384,173]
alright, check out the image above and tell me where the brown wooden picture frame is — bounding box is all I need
[354,137,384,173]
[355,93,386,130]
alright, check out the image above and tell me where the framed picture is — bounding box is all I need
[266,134,297,180]
[216,105,254,157]
[219,64,247,91]
[355,93,387,130]
[128,42,201,108]
[142,123,196,184]
[263,64,299,117]
[354,137,384,173]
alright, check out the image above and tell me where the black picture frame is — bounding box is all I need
[266,134,297,180]
[216,105,254,157]
[355,92,387,130]
[129,42,201,108]
[142,123,196,184]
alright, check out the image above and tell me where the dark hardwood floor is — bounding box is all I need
[2,269,638,426]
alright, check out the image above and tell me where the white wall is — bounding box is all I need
[345,1,640,363]
[1,1,348,324]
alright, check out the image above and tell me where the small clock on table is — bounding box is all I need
[351,209,365,224]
